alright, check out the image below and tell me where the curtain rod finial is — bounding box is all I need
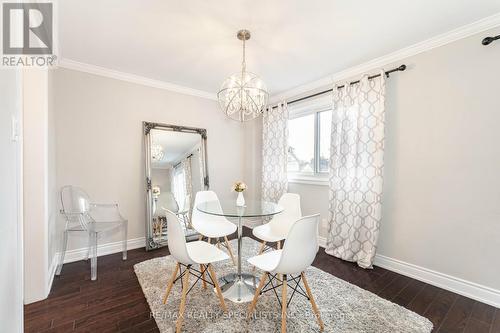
[482,37,494,45]
[482,35,500,45]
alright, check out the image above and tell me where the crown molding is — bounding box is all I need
[270,12,500,104]
[57,58,217,101]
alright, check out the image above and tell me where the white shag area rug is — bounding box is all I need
[134,237,433,333]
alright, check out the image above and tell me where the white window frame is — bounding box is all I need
[287,95,332,186]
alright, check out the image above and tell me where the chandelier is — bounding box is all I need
[151,143,164,161]
[217,29,269,122]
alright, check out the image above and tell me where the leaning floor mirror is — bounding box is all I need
[143,122,209,250]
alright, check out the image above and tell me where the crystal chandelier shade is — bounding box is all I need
[217,30,269,122]
[151,143,164,161]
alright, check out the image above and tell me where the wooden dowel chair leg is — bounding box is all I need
[163,262,180,304]
[201,264,207,289]
[281,274,287,333]
[301,272,324,331]
[248,271,268,316]
[176,265,190,333]
[277,241,282,282]
[207,264,227,312]
[224,236,236,266]
[258,241,267,254]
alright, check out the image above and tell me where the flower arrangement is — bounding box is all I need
[232,181,247,206]
[232,181,247,193]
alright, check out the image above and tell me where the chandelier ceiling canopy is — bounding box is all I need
[217,29,269,122]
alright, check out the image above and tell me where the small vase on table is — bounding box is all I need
[236,192,245,207]
[232,181,247,207]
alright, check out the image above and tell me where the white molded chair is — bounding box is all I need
[162,210,228,333]
[252,193,301,254]
[247,214,324,333]
[56,185,128,281]
[191,191,237,264]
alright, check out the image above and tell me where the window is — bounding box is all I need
[288,107,332,182]
[173,166,186,207]
[288,114,315,173]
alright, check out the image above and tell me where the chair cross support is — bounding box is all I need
[259,273,310,308]
[261,243,278,253]
[174,263,216,296]
[248,271,324,333]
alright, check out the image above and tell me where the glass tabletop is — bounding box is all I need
[196,200,283,218]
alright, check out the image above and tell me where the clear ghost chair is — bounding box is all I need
[56,185,128,281]
[176,194,191,228]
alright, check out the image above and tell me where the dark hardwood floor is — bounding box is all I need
[25,228,500,333]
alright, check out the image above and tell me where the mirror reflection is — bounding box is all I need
[148,128,205,247]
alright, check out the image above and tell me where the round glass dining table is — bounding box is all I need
[196,199,283,303]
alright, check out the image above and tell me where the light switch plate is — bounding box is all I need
[11,115,19,142]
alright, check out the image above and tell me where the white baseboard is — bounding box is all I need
[46,255,58,297]
[318,236,327,248]
[374,255,500,308]
[318,235,500,308]
[46,237,146,294]
[57,237,146,264]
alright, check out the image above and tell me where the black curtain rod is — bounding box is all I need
[174,153,193,168]
[271,64,406,109]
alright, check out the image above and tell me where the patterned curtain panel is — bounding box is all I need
[261,102,289,202]
[325,71,386,268]
[197,147,204,190]
[172,164,184,208]
[182,157,193,210]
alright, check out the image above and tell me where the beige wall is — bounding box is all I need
[23,69,50,303]
[48,69,58,276]
[242,117,263,201]
[287,183,330,235]
[0,69,23,331]
[151,168,171,193]
[247,26,500,292]
[52,68,246,251]
[379,26,500,291]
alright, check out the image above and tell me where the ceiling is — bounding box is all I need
[59,0,500,96]
[151,130,200,167]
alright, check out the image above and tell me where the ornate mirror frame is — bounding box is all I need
[143,121,209,250]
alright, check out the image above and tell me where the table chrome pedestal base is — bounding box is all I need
[219,273,260,303]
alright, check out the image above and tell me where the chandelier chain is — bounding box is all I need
[241,38,246,75]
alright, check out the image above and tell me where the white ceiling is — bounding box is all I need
[59,0,500,96]
[151,130,200,167]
